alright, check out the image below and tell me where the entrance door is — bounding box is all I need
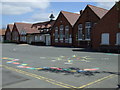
[46,35,51,45]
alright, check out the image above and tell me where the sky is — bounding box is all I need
[0,0,118,29]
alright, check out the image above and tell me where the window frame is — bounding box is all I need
[101,33,110,45]
[59,25,64,41]
[116,33,120,45]
[85,22,92,40]
[55,27,58,43]
[78,24,83,40]
[65,25,69,43]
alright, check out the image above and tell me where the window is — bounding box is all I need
[40,36,42,41]
[78,24,83,40]
[35,36,38,41]
[116,33,120,45]
[69,34,72,43]
[59,25,64,41]
[21,36,26,41]
[20,30,26,35]
[55,27,58,42]
[85,22,92,40]
[101,33,109,45]
[24,36,26,41]
[65,25,69,43]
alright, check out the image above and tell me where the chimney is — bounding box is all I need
[80,10,83,14]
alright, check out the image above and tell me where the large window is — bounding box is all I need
[55,27,58,42]
[69,34,72,43]
[20,36,26,41]
[116,33,120,45]
[101,33,109,45]
[59,25,64,41]
[78,24,83,40]
[65,25,69,43]
[85,22,92,40]
[59,25,64,40]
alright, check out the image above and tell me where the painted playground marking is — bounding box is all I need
[1,65,117,88]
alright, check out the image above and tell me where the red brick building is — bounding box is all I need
[11,22,39,43]
[51,11,80,47]
[0,29,6,42]
[92,2,120,53]
[32,20,55,45]
[73,5,108,48]
[5,24,13,42]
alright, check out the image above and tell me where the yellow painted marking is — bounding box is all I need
[2,57,8,59]
[2,65,77,88]
[78,74,117,88]
[1,65,117,89]
[18,44,28,46]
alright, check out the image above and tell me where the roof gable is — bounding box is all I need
[8,24,14,32]
[88,5,108,19]
[92,2,120,30]
[14,22,39,34]
[61,11,80,26]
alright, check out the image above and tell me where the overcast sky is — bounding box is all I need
[0,0,118,29]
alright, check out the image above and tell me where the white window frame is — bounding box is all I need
[85,22,91,40]
[59,25,64,41]
[116,33,120,45]
[78,24,83,40]
[55,27,58,43]
[65,25,69,43]
[101,33,110,45]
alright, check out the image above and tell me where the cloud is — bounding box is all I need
[96,2,115,10]
[1,0,50,15]
[30,12,59,22]
[31,13,50,22]
[2,4,33,15]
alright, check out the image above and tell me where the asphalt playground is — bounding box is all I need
[1,43,119,89]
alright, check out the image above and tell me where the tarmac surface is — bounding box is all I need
[1,43,119,89]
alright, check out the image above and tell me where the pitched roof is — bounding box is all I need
[88,5,108,18]
[14,22,39,34]
[32,20,55,29]
[0,29,6,35]
[7,24,14,31]
[61,11,80,26]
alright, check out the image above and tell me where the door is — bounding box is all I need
[46,35,51,45]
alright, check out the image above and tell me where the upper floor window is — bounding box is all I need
[101,33,109,45]
[59,25,64,40]
[55,27,58,42]
[85,22,92,28]
[78,24,83,40]
[65,25,69,43]
[85,22,92,40]
[20,30,26,35]
[116,33,120,45]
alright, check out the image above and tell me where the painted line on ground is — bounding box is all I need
[78,74,117,88]
[1,65,117,89]
[1,65,77,88]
